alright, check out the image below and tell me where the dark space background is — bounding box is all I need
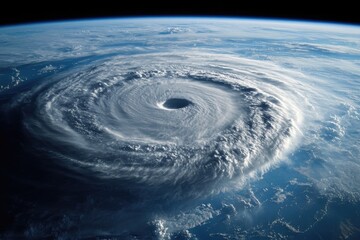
[0,1,359,27]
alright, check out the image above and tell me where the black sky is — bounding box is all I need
[0,1,359,26]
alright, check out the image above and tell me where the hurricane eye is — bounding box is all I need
[162,98,192,109]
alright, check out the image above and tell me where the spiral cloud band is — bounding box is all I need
[19,53,301,194]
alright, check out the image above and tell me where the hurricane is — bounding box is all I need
[1,18,360,239]
[12,53,301,197]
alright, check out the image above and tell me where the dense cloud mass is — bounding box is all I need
[15,53,301,195]
[0,19,359,239]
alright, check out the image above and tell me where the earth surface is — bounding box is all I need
[0,18,360,239]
